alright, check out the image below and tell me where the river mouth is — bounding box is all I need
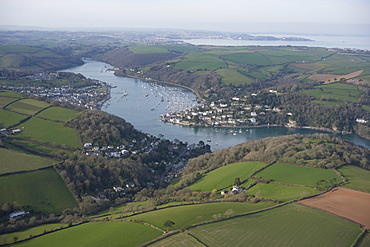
[61,59,370,150]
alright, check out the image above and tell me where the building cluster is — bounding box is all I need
[161,92,283,127]
[2,78,111,110]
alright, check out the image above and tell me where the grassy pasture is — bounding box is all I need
[129,45,169,54]
[0,109,28,128]
[338,165,370,192]
[149,232,203,247]
[174,53,225,71]
[13,221,162,247]
[255,163,339,186]
[0,90,26,98]
[0,223,67,245]
[247,183,319,202]
[220,52,272,66]
[358,232,370,247]
[36,106,79,122]
[18,117,81,148]
[0,168,77,214]
[0,147,58,174]
[161,45,200,53]
[0,96,19,108]
[127,201,274,230]
[189,161,267,192]
[216,68,254,85]
[301,82,360,103]
[189,203,361,247]
[7,139,66,156]
[6,99,50,115]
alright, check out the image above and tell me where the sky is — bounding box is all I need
[1,0,369,35]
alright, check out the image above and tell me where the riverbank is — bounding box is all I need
[113,71,205,104]
[63,59,370,150]
[161,120,353,135]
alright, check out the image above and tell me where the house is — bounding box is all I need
[84,143,92,148]
[356,118,368,124]
[221,190,228,195]
[231,186,243,194]
[9,210,29,219]
[12,129,22,134]
[0,129,8,135]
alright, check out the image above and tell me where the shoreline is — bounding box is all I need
[160,120,353,135]
[113,72,205,104]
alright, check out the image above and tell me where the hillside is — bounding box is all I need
[96,45,370,140]
[0,45,83,71]
[93,46,190,68]
[0,90,210,235]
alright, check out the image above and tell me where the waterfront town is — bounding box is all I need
[0,71,112,110]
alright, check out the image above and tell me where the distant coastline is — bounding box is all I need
[182,34,370,50]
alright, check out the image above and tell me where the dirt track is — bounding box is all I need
[299,187,370,229]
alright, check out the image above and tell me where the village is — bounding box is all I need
[161,90,287,128]
[1,72,112,110]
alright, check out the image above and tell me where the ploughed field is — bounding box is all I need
[299,187,370,229]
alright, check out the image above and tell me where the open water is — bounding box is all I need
[62,60,370,150]
[183,34,370,50]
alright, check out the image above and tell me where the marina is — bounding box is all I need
[62,59,370,151]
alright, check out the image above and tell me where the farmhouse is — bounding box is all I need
[356,118,368,124]
[9,210,29,219]
[231,186,243,194]
[0,129,8,135]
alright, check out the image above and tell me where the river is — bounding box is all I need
[61,60,370,150]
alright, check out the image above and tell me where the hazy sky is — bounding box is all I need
[1,0,369,34]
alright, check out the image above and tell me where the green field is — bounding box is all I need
[0,147,58,174]
[0,96,19,108]
[189,162,267,192]
[0,45,62,70]
[129,45,170,54]
[0,109,28,128]
[174,53,226,71]
[0,223,67,245]
[301,82,361,103]
[220,52,272,66]
[36,106,79,122]
[0,168,77,214]
[127,201,274,230]
[149,232,203,247]
[188,203,362,247]
[338,165,370,192]
[255,163,339,186]
[247,183,319,202]
[13,221,162,247]
[216,68,254,85]
[0,90,27,98]
[358,232,370,247]
[18,117,81,148]
[6,99,51,115]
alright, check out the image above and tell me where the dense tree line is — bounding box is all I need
[59,110,211,214]
[66,110,148,147]
[183,134,370,177]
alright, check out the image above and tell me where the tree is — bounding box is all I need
[234,177,241,186]
[163,220,175,232]
[210,189,217,199]
[224,209,234,218]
